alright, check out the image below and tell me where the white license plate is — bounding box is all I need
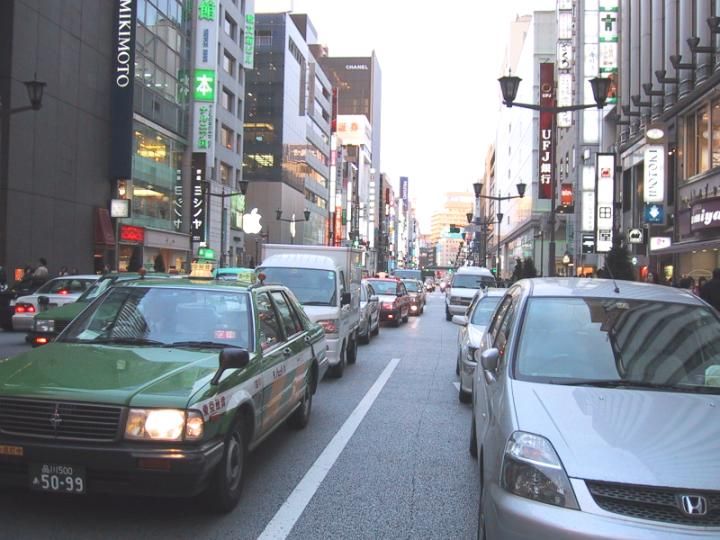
[29,463,86,494]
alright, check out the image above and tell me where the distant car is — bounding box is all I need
[451,288,504,403]
[28,272,172,346]
[365,277,411,327]
[471,278,720,539]
[11,275,99,331]
[0,277,41,330]
[0,279,327,512]
[214,267,256,282]
[445,267,496,321]
[402,279,426,315]
[358,280,380,344]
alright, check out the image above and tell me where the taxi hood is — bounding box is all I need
[511,380,720,490]
[0,343,239,408]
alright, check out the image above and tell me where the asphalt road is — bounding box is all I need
[0,292,480,539]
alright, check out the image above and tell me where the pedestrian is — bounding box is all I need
[70,267,79,275]
[678,276,694,290]
[700,268,720,310]
[32,258,49,285]
[58,266,69,276]
[695,276,708,296]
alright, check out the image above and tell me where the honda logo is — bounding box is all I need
[679,495,708,516]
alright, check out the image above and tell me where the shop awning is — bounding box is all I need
[650,238,720,255]
[94,208,115,246]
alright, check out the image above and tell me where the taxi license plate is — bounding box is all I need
[29,464,86,494]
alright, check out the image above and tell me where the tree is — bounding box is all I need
[602,232,635,281]
[510,257,524,283]
[522,257,538,278]
[154,253,166,273]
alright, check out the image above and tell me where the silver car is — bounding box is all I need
[358,280,380,344]
[453,288,504,403]
[471,278,720,539]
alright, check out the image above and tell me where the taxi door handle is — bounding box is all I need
[283,348,293,356]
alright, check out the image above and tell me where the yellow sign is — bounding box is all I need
[0,445,24,457]
[190,262,214,278]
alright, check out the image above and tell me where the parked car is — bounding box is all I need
[11,275,99,331]
[28,272,172,346]
[470,278,720,539]
[402,279,426,315]
[0,277,41,330]
[358,280,380,344]
[445,267,496,321]
[0,279,327,512]
[365,277,411,327]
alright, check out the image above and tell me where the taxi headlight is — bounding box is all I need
[124,409,204,441]
[34,319,55,333]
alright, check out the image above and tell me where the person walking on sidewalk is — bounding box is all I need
[32,258,49,285]
[700,268,720,311]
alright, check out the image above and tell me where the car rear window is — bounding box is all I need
[514,297,720,393]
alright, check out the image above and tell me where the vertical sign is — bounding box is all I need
[191,153,207,243]
[400,176,409,202]
[110,0,137,180]
[643,145,665,202]
[538,63,554,200]
[173,168,183,231]
[556,1,574,129]
[193,0,218,164]
[598,0,618,103]
[596,153,615,252]
[244,13,255,69]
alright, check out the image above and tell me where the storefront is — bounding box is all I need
[117,225,189,273]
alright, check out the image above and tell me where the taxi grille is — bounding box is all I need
[0,397,123,442]
[587,480,720,526]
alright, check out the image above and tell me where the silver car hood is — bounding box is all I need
[511,380,720,489]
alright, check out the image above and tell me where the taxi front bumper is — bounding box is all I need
[0,436,224,497]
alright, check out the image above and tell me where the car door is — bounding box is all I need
[396,282,409,317]
[254,291,289,435]
[269,290,310,418]
[366,282,379,328]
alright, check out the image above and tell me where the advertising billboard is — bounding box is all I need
[538,63,554,200]
[596,154,615,252]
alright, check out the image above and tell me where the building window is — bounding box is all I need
[223,50,235,76]
[712,100,720,169]
[698,106,710,175]
[221,125,234,150]
[222,87,234,112]
[237,98,243,118]
[236,134,242,154]
[256,30,272,47]
[224,13,237,40]
[220,162,232,185]
[288,37,305,64]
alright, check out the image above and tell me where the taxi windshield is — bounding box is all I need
[59,287,253,350]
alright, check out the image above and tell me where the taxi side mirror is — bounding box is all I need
[211,349,250,385]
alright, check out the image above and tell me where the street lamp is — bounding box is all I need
[498,73,611,277]
[205,179,250,266]
[471,181,526,277]
[275,208,311,244]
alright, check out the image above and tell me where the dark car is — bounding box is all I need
[365,278,411,327]
[402,279,426,315]
[0,277,41,331]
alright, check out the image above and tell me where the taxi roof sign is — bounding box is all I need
[190,261,214,279]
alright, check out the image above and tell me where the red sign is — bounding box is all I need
[558,183,574,214]
[120,224,145,243]
[538,63,555,200]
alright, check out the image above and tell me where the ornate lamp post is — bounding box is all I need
[497,73,611,277]
[276,208,311,245]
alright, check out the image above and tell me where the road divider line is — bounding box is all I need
[257,358,401,540]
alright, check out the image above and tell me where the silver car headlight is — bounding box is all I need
[124,409,204,441]
[33,319,55,333]
[501,431,579,509]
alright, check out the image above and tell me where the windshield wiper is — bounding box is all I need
[168,341,242,349]
[92,337,168,346]
[550,379,714,393]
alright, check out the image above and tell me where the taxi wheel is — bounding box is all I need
[207,417,246,513]
[371,318,379,336]
[289,377,313,429]
[347,335,358,364]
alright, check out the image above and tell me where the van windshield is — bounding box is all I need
[452,274,496,289]
[259,267,337,306]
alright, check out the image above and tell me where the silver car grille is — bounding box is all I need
[587,481,720,526]
[0,397,123,442]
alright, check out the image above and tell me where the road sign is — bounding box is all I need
[627,228,644,244]
[581,233,595,254]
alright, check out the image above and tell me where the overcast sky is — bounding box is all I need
[255,0,555,230]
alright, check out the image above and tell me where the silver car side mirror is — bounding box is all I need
[451,315,468,326]
[479,348,499,372]
[369,295,379,303]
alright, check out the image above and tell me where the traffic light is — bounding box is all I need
[449,224,460,233]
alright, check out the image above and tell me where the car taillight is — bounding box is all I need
[15,304,35,314]
[317,320,338,334]
[58,289,69,295]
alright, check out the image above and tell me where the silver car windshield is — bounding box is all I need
[59,287,253,350]
[515,297,720,393]
[452,275,495,289]
[470,296,502,326]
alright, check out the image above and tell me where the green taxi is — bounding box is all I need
[28,272,172,347]
[0,279,328,511]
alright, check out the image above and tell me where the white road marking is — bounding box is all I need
[257,358,401,540]
[452,382,460,391]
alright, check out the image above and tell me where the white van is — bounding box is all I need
[258,245,362,378]
[444,266,496,321]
